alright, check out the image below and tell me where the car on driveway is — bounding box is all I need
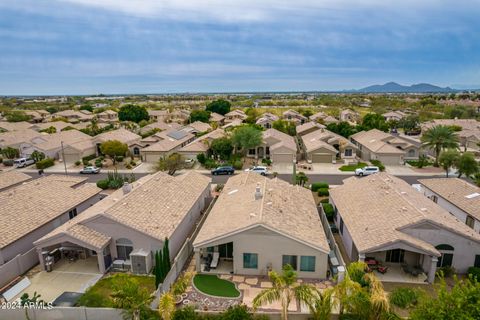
[14,157,35,168]
[245,166,269,176]
[80,166,101,174]
[211,166,235,175]
[355,166,380,176]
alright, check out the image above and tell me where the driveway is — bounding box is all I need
[14,257,102,302]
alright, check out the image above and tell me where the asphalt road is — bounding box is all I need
[27,171,435,186]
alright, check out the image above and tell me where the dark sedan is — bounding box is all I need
[211,166,235,175]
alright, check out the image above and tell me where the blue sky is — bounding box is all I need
[0,0,479,95]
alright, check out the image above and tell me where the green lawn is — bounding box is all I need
[77,274,155,307]
[193,274,240,298]
[339,162,367,172]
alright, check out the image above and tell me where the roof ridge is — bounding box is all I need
[258,177,267,222]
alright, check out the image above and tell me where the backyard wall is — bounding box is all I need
[0,307,123,320]
[0,247,37,289]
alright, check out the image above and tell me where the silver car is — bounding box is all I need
[355,166,379,176]
[80,166,101,174]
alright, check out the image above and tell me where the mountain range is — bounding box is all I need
[356,82,456,93]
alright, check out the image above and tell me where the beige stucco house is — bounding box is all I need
[35,172,211,275]
[247,128,297,163]
[140,128,195,162]
[296,121,325,136]
[256,113,279,129]
[383,111,407,122]
[282,109,307,125]
[301,128,357,164]
[97,110,118,123]
[94,128,142,156]
[309,112,338,125]
[193,172,330,279]
[178,129,225,160]
[224,109,247,124]
[209,112,225,125]
[421,119,480,153]
[330,173,480,283]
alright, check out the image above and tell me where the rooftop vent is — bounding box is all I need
[465,193,480,199]
[420,208,427,211]
[122,182,132,195]
[255,183,262,200]
[228,189,238,195]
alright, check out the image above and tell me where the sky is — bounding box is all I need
[0,0,479,95]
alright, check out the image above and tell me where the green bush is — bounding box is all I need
[389,287,421,309]
[232,160,243,170]
[36,158,55,169]
[311,182,329,191]
[468,267,480,281]
[318,188,329,197]
[82,154,96,162]
[370,159,385,171]
[438,266,455,278]
[0,157,3,164]
[261,158,272,166]
[82,158,90,166]
[75,160,81,166]
[98,156,105,161]
[130,160,136,166]
[322,203,334,220]
[203,159,219,169]
[320,198,329,203]
[3,159,13,166]
[96,179,110,190]
[125,164,132,169]
[95,161,103,168]
[116,156,124,162]
[196,153,206,164]
[108,178,124,189]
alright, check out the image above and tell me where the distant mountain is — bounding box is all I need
[357,82,456,93]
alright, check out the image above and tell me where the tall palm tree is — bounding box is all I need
[158,292,176,320]
[421,125,459,167]
[253,264,316,320]
[332,273,362,316]
[364,273,390,320]
[111,277,154,320]
[307,288,333,320]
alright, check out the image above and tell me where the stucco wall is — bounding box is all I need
[198,226,329,279]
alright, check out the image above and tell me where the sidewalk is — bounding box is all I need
[19,162,156,174]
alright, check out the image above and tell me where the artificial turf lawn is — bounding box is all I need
[339,162,367,172]
[193,274,241,298]
[77,274,155,307]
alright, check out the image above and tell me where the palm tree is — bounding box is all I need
[111,277,154,320]
[158,292,176,320]
[364,273,390,320]
[253,264,316,320]
[20,292,44,320]
[307,288,333,320]
[332,273,362,316]
[421,125,459,167]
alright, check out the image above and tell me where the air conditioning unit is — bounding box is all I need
[130,249,152,274]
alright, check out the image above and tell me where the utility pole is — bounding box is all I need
[61,141,68,176]
[292,157,296,185]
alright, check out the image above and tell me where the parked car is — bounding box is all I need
[245,166,269,176]
[211,166,235,175]
[14,157,35,168]
[355,166,380,176]
[80,166,101,174]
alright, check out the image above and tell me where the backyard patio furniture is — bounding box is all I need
[210,252,220,269]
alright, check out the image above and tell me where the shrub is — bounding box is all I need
[0,157,3,164]
[3,159,13,166]
[438,266,455,278]
[261,158,272,166]
[203,159,218,169]
[311,182,329,191]
[82,154,96,162]
[96,179,110,190]
[36,158,54,169]
[82,158,90,166]
[468,267,480,281]
[125,164,132,169]
[320,198,329,203]
[108,179,124,189]
[130,160,136,166]
[116,155,124,162]
[322,203,334,220]
[95,160,103,168]
[318,188,329,197]
[75,160,81,166]
[389,287,421,309]
[196,153,206,164]
[370,159,385,171]
[98,156,105,161]
[232,160,243,170]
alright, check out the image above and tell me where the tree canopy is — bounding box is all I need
[118,104,150,123]
[210,137,234,160]
[155,153,184,175]
[421,125,459,167]
[5,111,31,123]
[231,126,262,157]
[360,113,389,132]
[272,120,296,136]
[456,152,479,178]
[206,99,231,115]
[326,122,358,138]
[439,149,459,177]
[189,110,211,123]
[100,140,128,165]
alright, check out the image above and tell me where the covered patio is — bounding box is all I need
[195,242,234,275]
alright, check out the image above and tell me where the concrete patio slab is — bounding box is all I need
[238,283,250,290]
[232,275,245,282]
[245,278,258,285]
[243,287,297,311]
[260,281,272,288]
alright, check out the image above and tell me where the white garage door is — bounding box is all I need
[377,155,401,165]
[63,153,80,163]
[272,153,293,163]
[311,154,333,163]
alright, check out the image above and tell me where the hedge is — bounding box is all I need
[116,156,124,162]
[322,203,334,220]
[320,198,329,204]
[318,188,329,197]
[468,267,480,281]
[96,179,109,190]
[3,159,13,166]
[36,158,55,169]
[82,154,96,162]
[311,182,329,192]
[389,287,420,309]
[370,159,385,171]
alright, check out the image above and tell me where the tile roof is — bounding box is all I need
[0,121,33,132]
[225,109,247,117]
[302,128,354,153]
[421,119,480,139]
[296,121,325,135]
[0,175,101,248]
[210,112,225,122]
[179,129,225,153]
[186,121,212,133]
[350,129,406,154]
[0,129,43,147]
[263,128,297,151]
[32,121,71,132]
[0,170,32,191]
[194,172,329,252]
[34,130,92,152]
[142,128,195,152]
[140,121,180,134]
[94,128,141,145]
[330,173,480,256]
[418,178,480,220]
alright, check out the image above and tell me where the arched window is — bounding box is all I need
[116,238,133,260]
[133,147,140,155]
[436,244,454,268]
[408,149,416,157]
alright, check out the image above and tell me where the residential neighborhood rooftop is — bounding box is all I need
[0,170,32,191]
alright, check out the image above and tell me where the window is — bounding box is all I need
[133,147,140,155]
[339,218,344,235]
[466,215,475,229]
[116,238,133,260]
[431,195,438,203]
[436,244,454,268]
[408,149,416,157]
[386,249,405,263]
[300,256,316,272]
[344,149,353,157]
[243,253,258,269]
[248,148,256,155]
[282,255,298,270]
[68,208,78,219]
[475,255,480,268]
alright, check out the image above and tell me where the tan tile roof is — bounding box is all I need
[179,129,225,153]
[0,175,101,248]
[263,128,297,151]
[32,121,71,132]
[351,129,405,154]
[418,178,480,220]
[302,128,354,153]
[283,109,307,120]
[222,119,243,129]
[187,121,212,133]
[0,170,32,191]
[225,109,247,117]
[330,173,480,256]
[142,129,194,152]
[0,121,33,132]
[140,121,180,134]
[0,129,42,147]
[194,172,329,252]
[94,128,141,145]
[148,110,169,117]
[67,224,111,249]
[34,130,92,152]
[296,121,325,135]
[422,119,480,139]
[210,112,225,122]
[256,113,279,125]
